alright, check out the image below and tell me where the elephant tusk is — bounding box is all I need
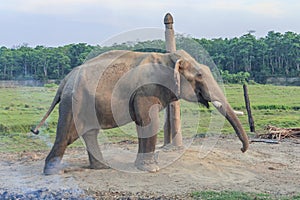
[212,101,222,108]
[234,110,244,116]
[212,102,244,116]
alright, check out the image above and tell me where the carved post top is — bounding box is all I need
[164,13,174,29]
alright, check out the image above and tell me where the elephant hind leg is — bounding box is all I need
[44,112,79,175]
[82,129,109,170]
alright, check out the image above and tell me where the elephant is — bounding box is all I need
[31,49,249,175]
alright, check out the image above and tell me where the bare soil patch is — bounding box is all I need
[0,137,299,199]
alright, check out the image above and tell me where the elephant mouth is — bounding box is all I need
[196,92,209,108]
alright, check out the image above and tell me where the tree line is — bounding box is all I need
[196,31,300,83]
[0,43,93,80]
[0,31,299,83]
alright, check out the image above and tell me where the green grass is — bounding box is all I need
[0,84,300,152]
[224,84,300,134]
[0,87,59,133]
[192,191,300,200]
[192,191,271,200]
[0,87,59,151]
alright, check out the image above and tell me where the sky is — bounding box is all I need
[0,0,299,47]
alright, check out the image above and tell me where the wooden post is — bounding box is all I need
[163,13,182,146]
[243,84,255,132]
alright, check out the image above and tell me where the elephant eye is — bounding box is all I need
[196,73,202,78]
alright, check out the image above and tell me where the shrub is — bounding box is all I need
[44,83,58,88]
[221,70,250,84]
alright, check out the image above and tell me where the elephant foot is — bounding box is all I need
[87,153,110,170]
[89,161,110,170]
[43,157,62,175]
[135,161,159,173]
[160,143,184,152]
[134,153,159,173]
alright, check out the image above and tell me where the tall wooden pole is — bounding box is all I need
[163,13,182,146]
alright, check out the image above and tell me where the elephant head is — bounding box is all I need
[170,50,249,152]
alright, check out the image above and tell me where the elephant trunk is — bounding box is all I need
[212,100,249,152]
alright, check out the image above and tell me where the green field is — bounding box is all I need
[0,84,300,152]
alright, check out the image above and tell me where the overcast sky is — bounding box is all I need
[0,0,299,47]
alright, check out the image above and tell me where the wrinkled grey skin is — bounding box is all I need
[32,50,249,175]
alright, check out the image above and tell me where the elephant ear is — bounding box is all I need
[170,51,188,97]
[174,59,182,96]
[170,51,181,64]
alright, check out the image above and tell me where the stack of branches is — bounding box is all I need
[258,125,300,140]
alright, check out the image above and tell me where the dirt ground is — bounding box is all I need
[0,136,299,199]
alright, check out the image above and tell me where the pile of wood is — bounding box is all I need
[258,125,300,140]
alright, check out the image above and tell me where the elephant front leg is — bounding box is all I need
[134,101,161,173]
[135,135,159,173]
[82,129,109,170]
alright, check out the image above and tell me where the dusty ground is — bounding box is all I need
[0,136,299,199]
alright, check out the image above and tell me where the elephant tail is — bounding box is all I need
[31,78,66,135]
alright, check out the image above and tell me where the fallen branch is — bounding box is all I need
[257,125,300,140]
[250,139,279,144]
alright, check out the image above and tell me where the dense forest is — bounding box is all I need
[0,31,299,84]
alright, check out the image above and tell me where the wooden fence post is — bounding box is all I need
[243,84,255,132]
[163,13,182,146]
